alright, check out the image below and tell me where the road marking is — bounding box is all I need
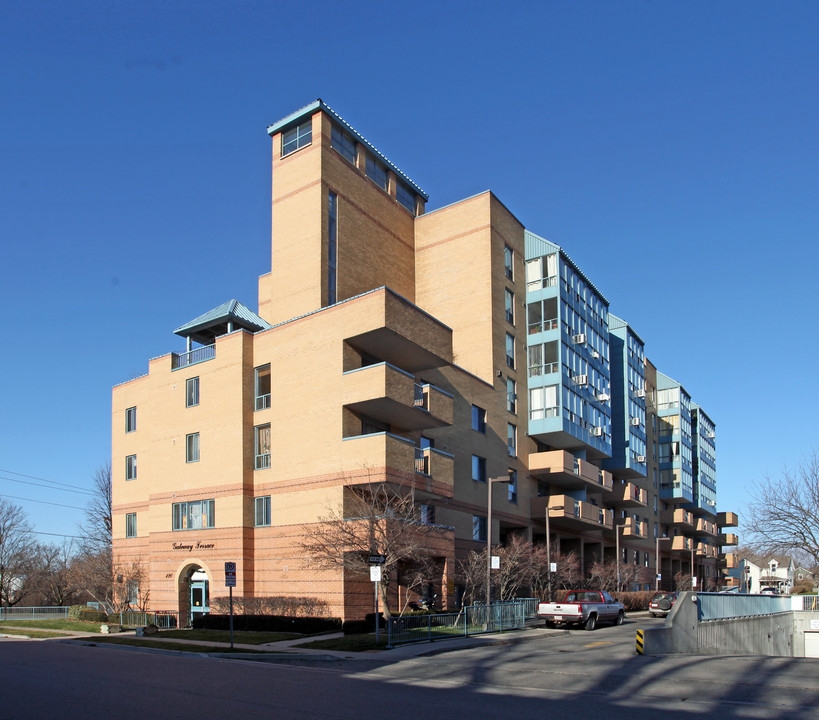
[582,641,613,648]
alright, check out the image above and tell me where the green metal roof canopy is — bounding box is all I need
[174,299,271,346]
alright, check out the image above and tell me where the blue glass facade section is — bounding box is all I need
[691,405,717,513]
[603,314,646,477]
[656,372,694,503]
[525,231,611,454]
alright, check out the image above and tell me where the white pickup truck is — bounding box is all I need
[537,590,625,631]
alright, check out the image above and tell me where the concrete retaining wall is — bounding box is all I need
[640,592,812,657]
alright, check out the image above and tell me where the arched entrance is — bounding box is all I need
[178,563,210,627]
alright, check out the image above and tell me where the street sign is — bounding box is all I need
[368,554,386,565]
[491,555,500,569]
[370,566,382,582]
[225,561,236,587]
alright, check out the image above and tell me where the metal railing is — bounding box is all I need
[696,592,791,621]
[171,344,215,370]
[0,606,70,621]
[387,599,538,647]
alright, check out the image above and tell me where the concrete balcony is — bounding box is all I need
[343,363,453,431]
[621,518,648,539]
[723,553,739,569]
[660,508,694,529]
[695,518,718,536]
[528,450,613,494]
[720,533,739,546]
[697,542,718,559]
[531,494,613,531]
[671,536,692,553]
[610,481,647,508]
[343,288,453,372]
[717,511,739,527]
[341,432,454,497]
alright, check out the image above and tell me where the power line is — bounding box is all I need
[0,492,86,511]
[0,473,95,497]
[31,530,87,540]
[0,467,94,494]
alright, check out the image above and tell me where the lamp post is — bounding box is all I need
[486,476,510,627]
[655,535,670,591]
[545,502,564,602]
[614,518,626,593]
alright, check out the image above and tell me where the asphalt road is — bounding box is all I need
[2,617,818,719]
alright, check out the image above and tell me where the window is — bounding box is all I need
[472,455,487,483]
[126,580,139,606]
[331,123,356,163]
[255,424,271,469]
[505,288,515,324]
[396,181,415,213]
[255,496,271,527]
[472,515,487,542]
[508,469,517,503]
[172,499,215,530]
[186,377,199,407]
[471,405,486,433]
[421,504,435,524]
[125,455,137,481]
[186,433,200,463]
[504,245,513,280]
[328,191,337,305]
[506,377,516,414]
[126,512,137,538]
[255,364,271,410]
[282,120,312,156]
[125,407,136,433]
[506,333,515,368]
[529,385,559,420]
[507,423,517,457]
[366,154,388,191]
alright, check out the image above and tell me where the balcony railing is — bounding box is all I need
[172,344,215,370]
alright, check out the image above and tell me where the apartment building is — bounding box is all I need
[112,100,737,620]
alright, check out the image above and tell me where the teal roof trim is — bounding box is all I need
[266,99,429,201]
[174,299,272,341]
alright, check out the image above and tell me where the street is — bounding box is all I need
[2,618,818,719]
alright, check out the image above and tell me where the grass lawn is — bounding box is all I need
[158,629,302,644]
[0,627,72,639]
[89,637,272,654]
[0,619,102,633]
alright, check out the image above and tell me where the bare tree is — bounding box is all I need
[495,535,534,602]
[530,547,581,600]
[28,542,79,606]
[0,499,37,606]
[455,549,488,606]
[72,462,114,610]
[746,452,819,566]
[300,483,447,618]
[587,559,651,593]
[80,461,112,553]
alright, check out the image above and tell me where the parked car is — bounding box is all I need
[760,587,778,594]
[648,591,678,617]
[537,590,625,630]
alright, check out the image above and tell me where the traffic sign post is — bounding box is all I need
[369,556,385,642]
[225,562,237,648]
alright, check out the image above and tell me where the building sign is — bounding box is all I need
[172,541,216,552]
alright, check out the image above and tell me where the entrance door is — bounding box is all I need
[190,579,209,617]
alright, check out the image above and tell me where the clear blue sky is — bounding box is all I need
[2,1,817,544]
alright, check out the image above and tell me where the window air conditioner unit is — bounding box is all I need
[573,374,588,386]
[631,417,640,426]
[636,455,646,463]
[573,333,586,345]
[707,431,716,439]
[635,389,646,398]
[597,393,610,402]
[591,427,603,437]
[592,350,600,359]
